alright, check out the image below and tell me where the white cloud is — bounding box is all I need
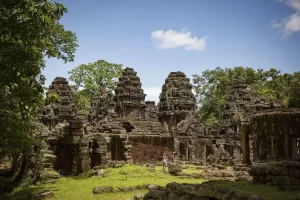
[285,0,300,10]
[151,29,207,51]
[144,87,161,103]
[272,0,300,36]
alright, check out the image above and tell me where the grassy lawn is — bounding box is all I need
[9,165,206,200]
[8,164,300,200]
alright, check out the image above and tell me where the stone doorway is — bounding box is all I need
[110,137,126,161]
[55,144,74,175]
[90,140,101,168]
[179,143,189,161]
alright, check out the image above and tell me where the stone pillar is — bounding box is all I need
[201,144,206,161]
[241,122,251,165]
[185,143,189,161]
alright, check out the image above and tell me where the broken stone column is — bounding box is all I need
[241,121,251,165]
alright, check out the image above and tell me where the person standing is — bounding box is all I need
[162,153,168,172]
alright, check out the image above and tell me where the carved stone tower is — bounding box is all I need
[114,67,146,119]
[41,77,76,130]
[158,72,196,132]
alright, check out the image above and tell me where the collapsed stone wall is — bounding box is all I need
[250,109,300,162]
[250,162,300,190]
[143,182,263,200]
[89,91,117,125]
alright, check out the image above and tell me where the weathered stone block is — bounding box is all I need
[44,154,56,165]
[30,191,55,200]
[92,186,113,194]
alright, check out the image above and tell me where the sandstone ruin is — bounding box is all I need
[15,67,299,191]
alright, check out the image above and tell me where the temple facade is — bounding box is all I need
[34,69,300,177]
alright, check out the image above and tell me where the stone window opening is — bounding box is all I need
[267,137,277,159]
[122,121,135,132]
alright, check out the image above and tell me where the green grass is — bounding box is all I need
[214,180,300,200]
[9,165,206,200]
[9,165,300,200]
[156,164,204,174]
[181,165,204,174]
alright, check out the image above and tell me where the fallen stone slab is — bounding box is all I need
[30,191,55,200]
[134,193,145,200]
[92,186,113,194]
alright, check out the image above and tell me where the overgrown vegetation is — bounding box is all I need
[0,0,78,156]
[68,59,123,113]
[8,165,300,200]
[192,67,300,127]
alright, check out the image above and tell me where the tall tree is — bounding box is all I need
[288,72,300,108]
[0,0,78,156]
[68,60,123,112]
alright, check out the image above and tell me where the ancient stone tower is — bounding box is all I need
[41,77,76,130]
[223,78,252,135]
[114,67,146,119]
[89,91,117,124]
[158,72,196,132]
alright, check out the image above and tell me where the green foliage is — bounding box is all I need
[69,85,91,113]
[68,59,123,112]
[192,66,296,127]
[46,91,59,103]
[0,0,78,155]
[69,60,123,95]
[288,72,300,108]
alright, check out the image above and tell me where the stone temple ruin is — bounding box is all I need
[28,67,300,190]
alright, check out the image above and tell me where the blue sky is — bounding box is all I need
[44,0,300,102]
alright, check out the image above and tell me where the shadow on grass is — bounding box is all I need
[204,179,300,200]
[7,185,58,200]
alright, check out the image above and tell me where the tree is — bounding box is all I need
[68,60,123,112]
[288,72,300,108]
[192,67,282,127]
[0,0,78,156]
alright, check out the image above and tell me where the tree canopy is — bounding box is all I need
[68,59,123,112]
[192,66,300,127]
[0,0,78,156]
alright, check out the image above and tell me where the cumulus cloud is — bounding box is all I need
[272,0,300,36]
[151,28,207,51]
